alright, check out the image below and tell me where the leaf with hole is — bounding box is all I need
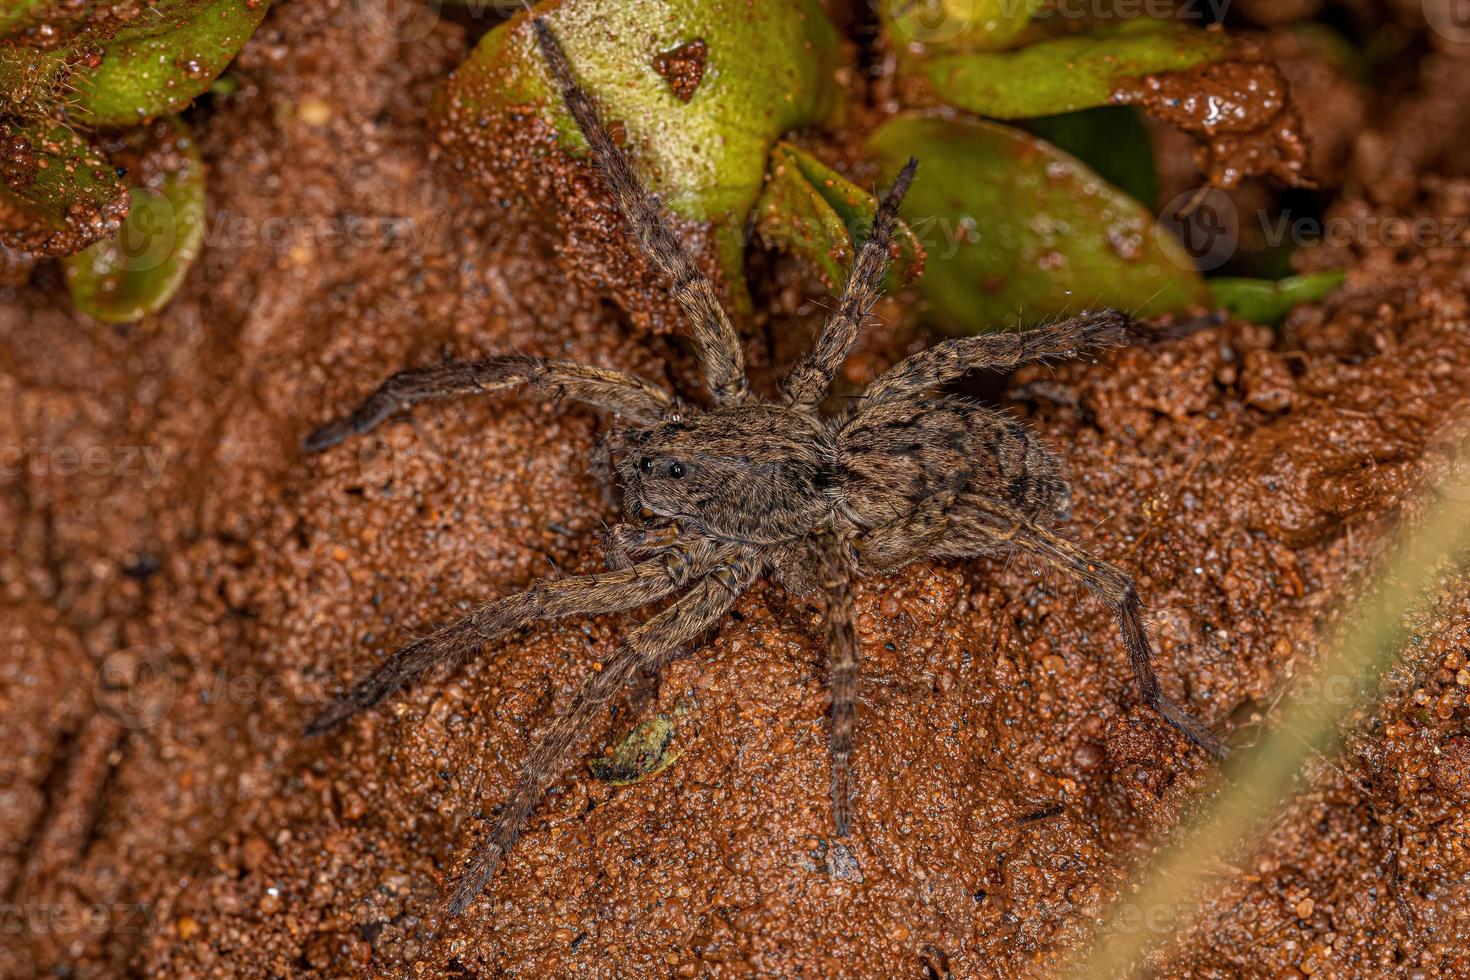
[434,0,843,292]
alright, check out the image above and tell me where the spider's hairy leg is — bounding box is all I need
[861,310,1129,406]
[811,537,861,836]
[782,158,919,412]
[852,492,956,575]
[304,544,725,736]
[531,17,749,406]
[303,355,672,452]
[446,552,759,914]
[958,499,1228,758]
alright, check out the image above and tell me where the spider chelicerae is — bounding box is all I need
[304,17,1226,914]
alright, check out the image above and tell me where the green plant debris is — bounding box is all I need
[435,0,843,286]
[755,142,924,294]
[908,21,1236,119]
[588,713,683,785]
[0,119,130,255]
[881,0,1040,55]
[64,117,205,323]
[0,44,77,118]
[1208,269,1347,325]
[1,0,264,262]
[70,0,273,126]
[868,112,1207,333]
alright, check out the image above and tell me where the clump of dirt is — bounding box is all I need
[0,132,39,189]
[2,4,1469,979]
[1117,55,1311,188]
[652,38,708,103]
[1263,27,1367,185]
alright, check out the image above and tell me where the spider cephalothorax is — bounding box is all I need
[619,405,836,543]
[304,16,1226,915]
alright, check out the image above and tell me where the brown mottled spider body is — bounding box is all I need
[304,17,1225,915]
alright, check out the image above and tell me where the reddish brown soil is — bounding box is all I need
[2,5,1469,979]
[653,39,709,104]
[1120,54,1311,189]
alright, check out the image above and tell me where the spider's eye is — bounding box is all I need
[639,457,654,474]
[668,462,686,479]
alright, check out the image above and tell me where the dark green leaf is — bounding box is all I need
[64,117,206,322]
[1022,106,1158,208]
[909,21,1236,119]
[1208,269,1346,325]
[868,112,1207,333]
[1,119,130,256]
[70,0,273,126]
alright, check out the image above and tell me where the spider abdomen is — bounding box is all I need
[836,396,1071,536]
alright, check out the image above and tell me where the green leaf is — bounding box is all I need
[0,43,75,118]
[69,0,273,126]
[0,0,170,43]
[434,0,843,290]
[868,112,1208,333]
[1208,269,1346,325]
[880,0,1040,54]
[1,119,130,256]
[64,117,206,323]
[755,143,924,294]
[1022,106,1158,208]
[909,21,1236,119]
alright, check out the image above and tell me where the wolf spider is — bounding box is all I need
[304,17,1226,914]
